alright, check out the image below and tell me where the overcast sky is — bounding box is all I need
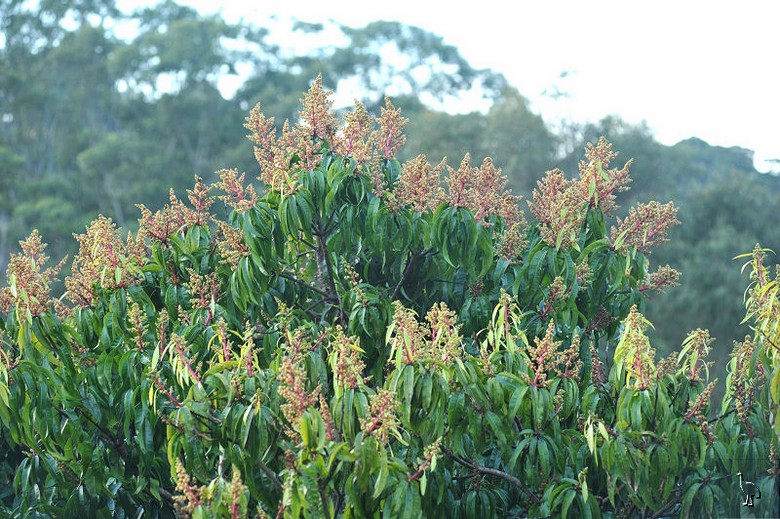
[176,0,779,172]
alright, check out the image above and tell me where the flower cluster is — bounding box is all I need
[239,320,257,377]
[586,306,614,335]
[678,328,713,382]
[685,380,718,443]
[329,325,368,392]
[298,75,338,141]
[213,169,258,213]
[243,103,290,193]
[153,177,214,229]
[523,320,583,386]
[245,77,410,198]
[0,230,65,318]
[443,155,522,227]
[408,436,443,482]
[388,302,428,367]
[614,305,657,389]
[375,96,407,160]
[589,342,605,389]
[360,388,400,443]
[610,201,679,253]
[387,301,462,369]
[640,264,681,293]
[244,78,333,193]
[184,176,215,226]
[424,302,461,365]
[527,138,679,257]
[539,276,568,319]
[318,394,338,441]
[212,318,233,362]
[127,298,148,351]
[578,137,632,214]
[655,352,679,381]
[173,459,203,517]
[227,466,249,519]
[277,354,321,439]
[333,101,374,164]
[364,98,408,198]
[728,336,763,435]
[685,379,716,422]
[65,216,145,307]
[215,220,249,269]
[394,155,446,213]
[496,219,529,261]
[554,334,583,380]
[393,151,523,228]
[136,196,184,246]
[575,258,592,286]
[744,246,780,356]
[523,321,560,388]
[168,333,202,386]
[528,169,586,249]
[185,268,220,311]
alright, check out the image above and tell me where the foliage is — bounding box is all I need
[1,79,776,518]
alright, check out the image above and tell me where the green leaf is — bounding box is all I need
[508,385,528,421]
[561,489,576,518]
[373,463,388,498]
[680,482,701,517]
[771,367,780,404]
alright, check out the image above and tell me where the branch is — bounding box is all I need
[313,225,344,325]
[391,249,421,301]
[443,447,538,502]
[758,328,780,354]
[649,490,682,519]
[318,480,332,519]
[279,272,334,301]
[257,457,284,491]
[708,408,736,425]
[73,406,130,459]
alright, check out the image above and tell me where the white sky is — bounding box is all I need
[176,1,780,172]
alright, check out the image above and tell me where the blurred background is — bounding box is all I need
[1,0,779,391]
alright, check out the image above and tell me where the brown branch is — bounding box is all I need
[318,480,332,519]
